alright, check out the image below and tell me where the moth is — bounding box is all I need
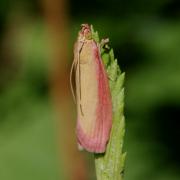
[70,24,112,153]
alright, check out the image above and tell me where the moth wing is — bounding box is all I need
[76,41,112,153]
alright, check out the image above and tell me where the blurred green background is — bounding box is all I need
[0,0,180,179]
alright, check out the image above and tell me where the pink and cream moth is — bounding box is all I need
[70,24,112,153]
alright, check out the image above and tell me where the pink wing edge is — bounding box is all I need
[76,41,112,153]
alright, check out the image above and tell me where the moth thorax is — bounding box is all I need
[79,40,93,64]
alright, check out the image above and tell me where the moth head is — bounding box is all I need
[78,24,92,41]
[77,24,95,64]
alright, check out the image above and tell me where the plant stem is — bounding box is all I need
[92,27,126,180]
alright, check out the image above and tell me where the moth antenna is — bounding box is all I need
[77,42,85,116]
[80,104,84,116]
[78,51,84,116]
[70,58,77,103]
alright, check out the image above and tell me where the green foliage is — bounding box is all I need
[0,21,60,180]
[1,1,180,178]
[92,26,126,180]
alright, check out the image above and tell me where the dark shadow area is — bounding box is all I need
[114,40,149,72]
[160,0,180,19]
[151,101,180,166]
